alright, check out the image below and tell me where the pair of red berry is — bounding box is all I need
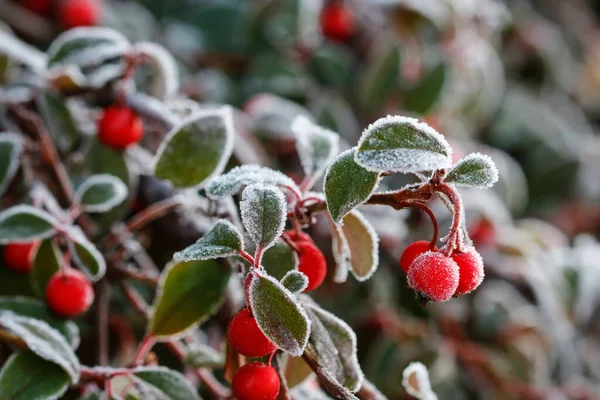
[20,0,102,29]
[400,240,484,302]
[286,230,327,292]
[97,106,144,150]
[3,242,94,317]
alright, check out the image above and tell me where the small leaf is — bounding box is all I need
[174,220,243,262]
[0,313,80,382]
[153,107,235,188]
[331,223,350,283]
[281,270,308,294]
[205,164,301,199]
[184,343,224,369]
[0,133,23,196]
[262,240,298,281]
[402,362,438,400]
[67,226,106,282]
[75,174,129,213]
[291,116,339,187]
[355,115,452,173]
[149,259,231,339]
[360,46,400,109]
[30,239,61,297]
[404,63,448,115]
[249,273,311,356]
[134,42,180,100]
[341,211,379,282]
[0,205,57,244]
[324,148,380,224]
[445,153,499,189]
[240,184,287,251]
[0,351,70,400]
[132,366,201,400]
[38,90,80,154]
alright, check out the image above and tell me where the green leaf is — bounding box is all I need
[324,148,380,224]
[360,46,400,109]
[0,133,23,196]
[75,174,128,213]
[38,90,80,154]
[311,43,354,88]
[149,259,231,339]
[173,220,243,262]
[355,115,452,173]
[30,239,61,297]
[132,367,201,400]
[0,205,56,244]
[0,297,79,348]
[249,273,310,356]
[0,314,80,382]
[445,153,499,189]
[0,351,70,400]
[404,63,447,115]
[240,184,287,251]
[281,271,308,294]
[341,211,379,282]
[184,343,224,369]
[0,265,36,296]
[67,226,106,282]
[262,240,298,281]
[153,107,235,188]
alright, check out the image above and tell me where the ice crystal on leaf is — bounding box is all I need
[240,184,287,252]
[445,152,499,189]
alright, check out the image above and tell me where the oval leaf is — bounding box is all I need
[445,153,499,189]
[132,366,201,400]
[153,107,235,188]
[0,133,23,196]
[173,220,243,262]
[404,63,448,115]
[281,270,309,294]
[355,115,452,173]
[249,273,311,356]
[324,148,380,224]
[38,90,80,154]
[30,239,61,297]
[240,184,287,251]
[0,351,70,400]
[149,259,231,339]
[360,46,400,109]
[75,174,129,213]
[262,240,298,281]
[0,205,57,244]
[133,42,179,100]
[341,211,379,282]
[66,226,106,282]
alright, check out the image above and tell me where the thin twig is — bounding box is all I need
[97,280,110,366]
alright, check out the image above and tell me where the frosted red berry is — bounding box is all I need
[98,106,143,150]
[400,240,435,273]
[3,242,38,274]
[20,0,53,16]
[228,307,276,357]
[407,251,459,303]
[451,248,484,296]
[46,269,94,317]
[232,362,280,400]
[320,2,355,42]
[297,241,327,292]
[59,0,102,29]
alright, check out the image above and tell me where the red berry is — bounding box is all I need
[407,251,459,303]
[400,240,435,273]
[297,241,327,292]
[320,2,355,42]
[469,219,496,247]
[97,106,144,150]
[232,362,280,400]
[46,269,94,317]
[20,0,53,16]
[3,242,38,274]
[228,308,276,357]
[284,229,312,243]
[451,248,484,296]
[59,0,102,29]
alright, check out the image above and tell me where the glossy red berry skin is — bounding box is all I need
[407,251,459,303]
[297,241,327,292]
[3,242,38,274]
[400,240,435,273]
[320,2,355,42]
[232,362,280,400]
[452,248,484,296]
[59,0,101,29]
[46,269,94,317]
[20,0,53,16]
[228,308,276,357]
[98,106,143,150]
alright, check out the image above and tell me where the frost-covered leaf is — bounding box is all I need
[0,29,45,73]
[240,184,287,251]
[262,240,298,280]
[404,63,448,115]
[174,220,243,262]
[245,93,312,139]
[0,313,80,382]
[75,174,128,213]
[445,153,499,189]
[341,211,379,281]
[132,367,201,400]
[31,239,61,298]
[149,259,231,339]
[205,164,301,199]
[402,362,438,400]
[153,107,235,188]
[0,351,70,400]
[0,297,79,348]
[184,343,224,369]
[281,270,309,294]
[291,116,339,187]
[331,223,350,283]
[67,226,106,282]
[360,46,400,109]
[38,90,80,154]
[0,205,57,244]
[324,148,380,224]
[303,300,363,392]
[0,133,22,196]
[249,273,311,356]
[134,42,179,100]
[355,116,452,173]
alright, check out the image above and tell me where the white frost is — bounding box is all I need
[341,210,380,282]
[446,152,499,189]
[240,184,287,252]
[75,174,129,213]
[402,362,438,400]
[134,42,180,100]
[0,205,58,244]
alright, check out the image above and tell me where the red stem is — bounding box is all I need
[435,183,464,254]
[239,250,255,265]
[132,335,155,366]
[407,202,439,249]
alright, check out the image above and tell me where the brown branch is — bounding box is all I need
[96,280,110,366]
[302,347,358,400]
[356,379,388,400]
[111,263,159,286]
